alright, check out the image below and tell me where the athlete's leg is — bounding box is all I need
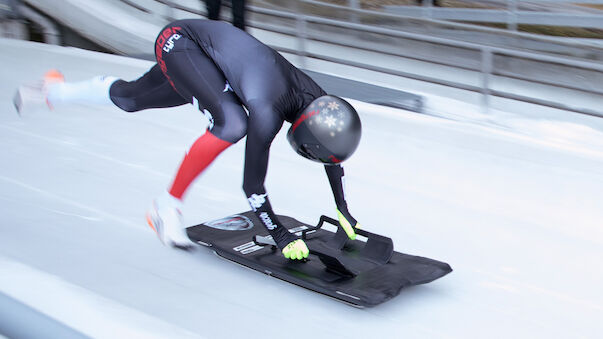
[157,29,248,200]
[146,25,247,249]
[43,64,188,112]
[45,74,118,107]
[231,0,246,30]
[205,0,222,20]
[109,64,188,112]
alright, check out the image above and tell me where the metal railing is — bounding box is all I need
[382,0,603,31]
[145,0,603,117]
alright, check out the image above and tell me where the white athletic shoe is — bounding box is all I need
[146,200,195,250]
[13,69,64,114]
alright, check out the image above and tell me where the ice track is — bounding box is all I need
[1,38,602,338]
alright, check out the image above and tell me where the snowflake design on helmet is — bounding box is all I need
[318,101,326,107]
[328,101,340,110]
[324,115,337,128]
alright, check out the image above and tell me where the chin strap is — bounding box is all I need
[336,208,360,240]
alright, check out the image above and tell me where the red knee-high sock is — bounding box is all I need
[169,131,232,199]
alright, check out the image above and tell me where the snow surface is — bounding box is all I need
[1,38,603,338]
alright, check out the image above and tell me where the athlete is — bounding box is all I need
[14,19,362,260]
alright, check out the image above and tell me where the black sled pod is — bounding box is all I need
[287,95,361,164]
[187,212,452,308]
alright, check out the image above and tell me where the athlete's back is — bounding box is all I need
[173,19,325,121]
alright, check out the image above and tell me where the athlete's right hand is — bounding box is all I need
[282,239,309,260]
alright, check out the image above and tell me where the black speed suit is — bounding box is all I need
[110,19,354,248]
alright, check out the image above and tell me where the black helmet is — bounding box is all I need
[287,95,361,165]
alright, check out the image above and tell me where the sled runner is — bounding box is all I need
[187,211,452,307]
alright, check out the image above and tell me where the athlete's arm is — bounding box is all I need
[325,164,360,240]
[242,106,307,259]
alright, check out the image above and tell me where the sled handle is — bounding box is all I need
[252,215,336,246]
[253,235,277,249]
[303,215,394,265]
[301,215,339,239]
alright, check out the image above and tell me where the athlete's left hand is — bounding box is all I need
[336,206,361,240]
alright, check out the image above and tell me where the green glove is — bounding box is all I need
[282,239,309,260]
[336,208,361,240]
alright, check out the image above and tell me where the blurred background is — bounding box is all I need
[2,0,603,116]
